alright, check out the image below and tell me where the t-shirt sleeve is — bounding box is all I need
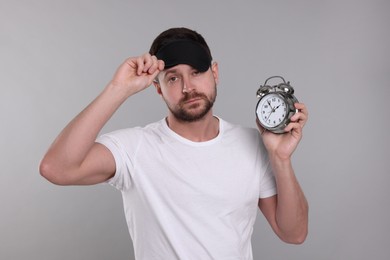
[255,132,277,198]
[96,131,134,191]
[259,161,277,198]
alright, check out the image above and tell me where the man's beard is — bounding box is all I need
[166,87,217,122]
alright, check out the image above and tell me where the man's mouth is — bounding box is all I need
[182,93,206,104]
[184,97,202,104]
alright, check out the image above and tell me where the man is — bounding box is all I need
[40,27,308,259]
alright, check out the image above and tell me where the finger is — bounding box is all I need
[145,56,157,74]
[258,126,266,135]
[295,103,308,117]
[291,111,307,127]
[158,59,165,71]
[135,53,154,75]
[142,53,154,73]
[151,59,164,84]
[147,55,159,74]
[293,103,308,127]
[136,56,145,76]
[149,65,163,83]
[284,122,303,137]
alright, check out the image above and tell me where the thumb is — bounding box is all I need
[147,60,164,84]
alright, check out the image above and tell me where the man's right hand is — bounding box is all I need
[110,53,165,97]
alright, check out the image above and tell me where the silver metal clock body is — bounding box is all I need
[255,76,299,134]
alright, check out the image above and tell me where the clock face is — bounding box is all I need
[256,93,288,128]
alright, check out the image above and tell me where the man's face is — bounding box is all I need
[154,63,219,122]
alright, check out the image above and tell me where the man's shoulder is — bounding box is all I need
[98,119,165,142]
[219,117,259,136]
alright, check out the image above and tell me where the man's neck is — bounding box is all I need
[166,112,219,142]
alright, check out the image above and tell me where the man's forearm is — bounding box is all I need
[271,157,308,244]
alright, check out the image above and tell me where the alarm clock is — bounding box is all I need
[255,76,299,134]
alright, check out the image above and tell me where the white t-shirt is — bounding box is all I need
[97,117,276,260]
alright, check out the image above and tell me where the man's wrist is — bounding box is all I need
[104,82,135,102]
[269,155,293,176]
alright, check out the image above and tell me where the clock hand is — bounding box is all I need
[267,100,276,112]
[266,110,273,120]
[266,106,275,120]
[264,100,273,120]
[267,100,274,111]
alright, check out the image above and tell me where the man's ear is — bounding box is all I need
[153,80,162,95]
[211,62,219,85]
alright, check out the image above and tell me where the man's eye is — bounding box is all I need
[168,76,178,83]
[192,71,200,76]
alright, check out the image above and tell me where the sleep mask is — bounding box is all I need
[155,40,212,72]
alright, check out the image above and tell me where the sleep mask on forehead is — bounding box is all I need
[155,40,212,72]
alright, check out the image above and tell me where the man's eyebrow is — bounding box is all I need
[163,69,178,79]
[164,68,178,74]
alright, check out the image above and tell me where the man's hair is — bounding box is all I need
[149,27,212,61]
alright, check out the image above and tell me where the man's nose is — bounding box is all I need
[182,78,194,93]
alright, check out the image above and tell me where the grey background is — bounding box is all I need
[1,0,389,259]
